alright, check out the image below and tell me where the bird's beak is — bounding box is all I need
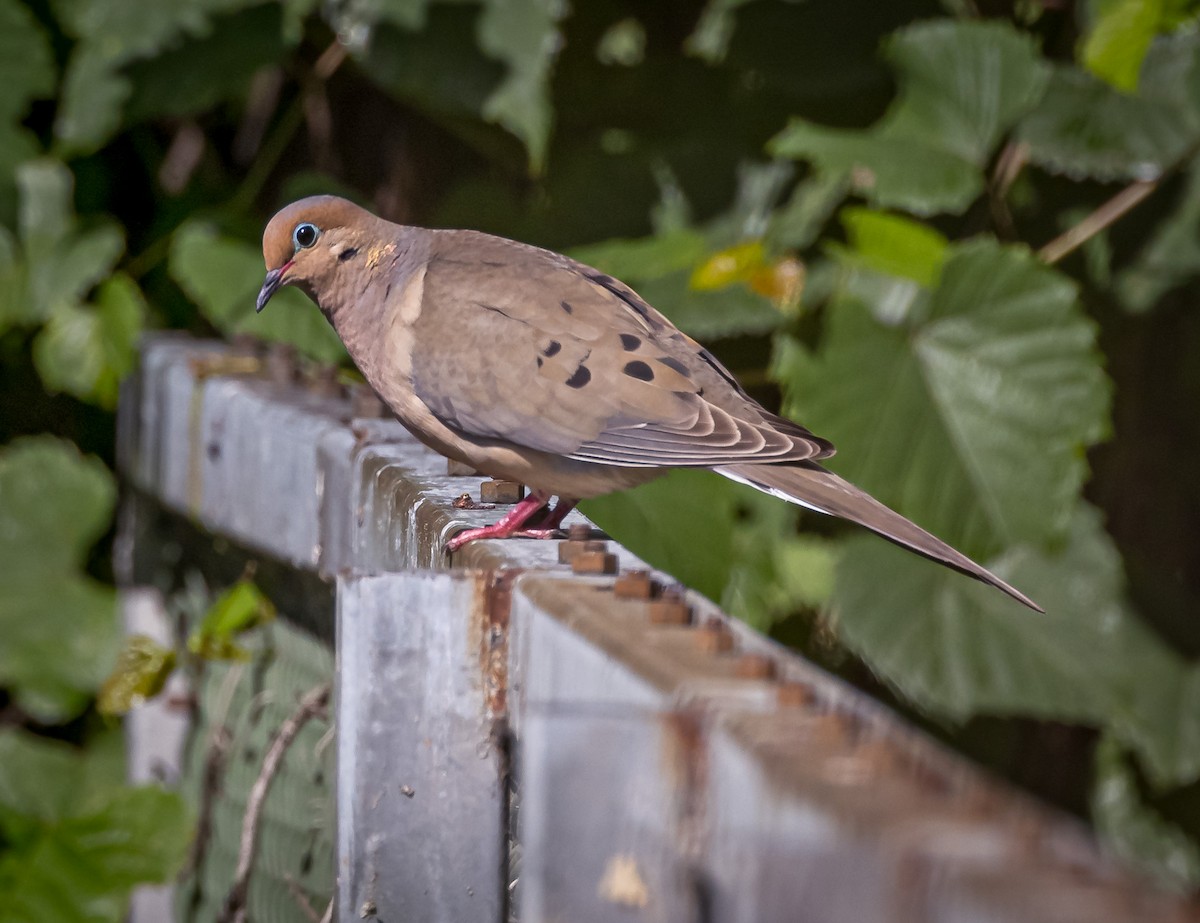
[256,261,292,313]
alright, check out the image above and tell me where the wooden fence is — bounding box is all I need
[115,334,1198,923]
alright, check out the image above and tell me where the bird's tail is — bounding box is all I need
[717,461,1042,612]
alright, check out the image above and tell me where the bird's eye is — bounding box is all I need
[292,222,319,250]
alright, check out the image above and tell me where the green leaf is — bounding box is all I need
[774,239,1110,556]
[832,504,1167,723]
[0,731,192,923]
[187,578,276,661]
[595,17,645,67]
[476,0,566,173]
[32,273,146,408]
[123,4,290,125]
[169,221,348,363]
[97,635,177,717]
[837,207,948,287]
[0,436,115,578]
[0,437,120,721]
[0,0,55,221]
[1019,34,1200,181]
[765,170,848,252]
[51,0,271,156]
[10,160,126,329]
[770,20,1049,215]
[1093,735,1200,891]
[1116,657,1200,787]
[1082,0,1163,93]
[723,492,836,631]
[569,228,709,280]
[0,731,86,822]
[582,470,738,603]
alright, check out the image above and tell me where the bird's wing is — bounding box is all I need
[407,230,833,468]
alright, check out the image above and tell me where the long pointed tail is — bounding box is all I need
[717,462,1042,612]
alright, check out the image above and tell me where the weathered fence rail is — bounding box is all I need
[116,334,1198,923]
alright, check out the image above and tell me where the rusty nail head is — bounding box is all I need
[777,681,815,708]
[694,622,735,654]
[733,653,776,680]
[480,479,525,504]
[559,538,607,564]
[572,550,619,575]
[613,569,656,599]
[647,587,691,624]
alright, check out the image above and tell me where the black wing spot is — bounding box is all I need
[657,356,689,376]
[560,300,574,314]
[543,340,562,357]
[619,333,641,351]
[623,360,654,381]
[565,365,591,389]
[338,247,359,262]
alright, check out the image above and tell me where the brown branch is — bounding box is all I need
[1038,179,1158,265]
[218,682,332,923]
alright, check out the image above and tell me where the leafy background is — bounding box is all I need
[3,0,1200,913]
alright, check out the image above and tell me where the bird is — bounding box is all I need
[257,195,1041,611]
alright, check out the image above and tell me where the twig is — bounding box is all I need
[218,682,332,923]
[319,898,333,923]
[1038,179,1158,265]
[283,874,324,923]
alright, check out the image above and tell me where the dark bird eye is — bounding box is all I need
[292,222,319,250]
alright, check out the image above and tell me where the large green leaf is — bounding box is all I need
[51,0,277,156]
[0,0,55,221]
[1093,735,1200,891]
[770,20,1048,215]
[1019,33,1200,181]
[0,438,120,721]
[774,239,1110,557]
[1116,656,1200,787]
[477,0,566,174]
[33,273,146,409]
[336,0,562,170]
[0,730,192,923]
[0,160,133,405]
[169,221,348,363]
[1081,0,1164,92]
[832,504,1169,723]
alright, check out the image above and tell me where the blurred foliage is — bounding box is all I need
[3,0,1200,905]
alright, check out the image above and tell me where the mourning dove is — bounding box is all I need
[257,196,1040,611]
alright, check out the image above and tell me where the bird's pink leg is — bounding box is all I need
[513,498,578,539]
[445,493,551,552]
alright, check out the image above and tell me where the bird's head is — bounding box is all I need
[257,195,378,313]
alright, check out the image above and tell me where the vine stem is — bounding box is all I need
[218,681,332,923]
[1037,178,1158,265]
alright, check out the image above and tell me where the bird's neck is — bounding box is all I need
[321,226,428,382]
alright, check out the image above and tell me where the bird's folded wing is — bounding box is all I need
[408,231,833,467]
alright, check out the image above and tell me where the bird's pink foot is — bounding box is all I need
[445,493,550,552]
